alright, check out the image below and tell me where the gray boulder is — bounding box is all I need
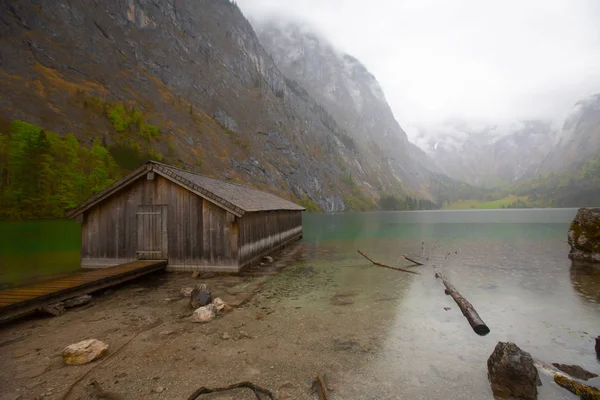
[190,284,212,309]
[568,208,600,263]
[487,342,541,399]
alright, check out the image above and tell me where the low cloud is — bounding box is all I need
[238,0,600,141]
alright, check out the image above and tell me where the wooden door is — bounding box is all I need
[136,205,168,260]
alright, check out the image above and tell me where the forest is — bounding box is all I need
[0,119,123,219]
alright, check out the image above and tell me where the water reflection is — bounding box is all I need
[571,262,600,304]
[285,210,600,399]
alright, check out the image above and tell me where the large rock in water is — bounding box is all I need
[190,284,212,309]
[487,342,540,399]
[568,208,600,263]
[62,339,108,365]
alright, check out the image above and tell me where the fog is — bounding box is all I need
[237,0,600,143]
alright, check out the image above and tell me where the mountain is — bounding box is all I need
[0,0,440,216]
[253,21,435,199]
[541,94,600,173]
[421,120,556,187]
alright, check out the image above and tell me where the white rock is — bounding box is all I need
[190,304,216,323]
[212,297,228,314]
[180,287,194,297]
[62,339,108,365]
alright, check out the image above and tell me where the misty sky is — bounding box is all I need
[237,0,600,143]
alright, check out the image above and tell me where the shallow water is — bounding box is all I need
[262,209,600,399]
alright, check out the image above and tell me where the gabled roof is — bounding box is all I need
[66,161,305,218]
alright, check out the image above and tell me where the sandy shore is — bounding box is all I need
[0,244,388,400]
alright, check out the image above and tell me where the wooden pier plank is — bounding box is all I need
[0,260,167,323]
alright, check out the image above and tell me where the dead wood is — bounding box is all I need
[357,250,421,275]
[554,374,600,399]
[435,272,490,336]
[401,254,424,266]
[312,375,328,400]
[187,381,277,400]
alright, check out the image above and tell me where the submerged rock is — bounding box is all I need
[180,287,194,298]
[568,208,600,263]
[63,295,92,309]
[551,363,598,381]
[190,284,212,309]
[596,336,600,360]
[62,339,108,365]
[487,342,540,399]
[40,302,65,317]
[190,304,216,323]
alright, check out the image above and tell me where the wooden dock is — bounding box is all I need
[0,260,167,323]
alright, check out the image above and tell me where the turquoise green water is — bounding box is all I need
[262,208,600,399]
[0,220,81,289]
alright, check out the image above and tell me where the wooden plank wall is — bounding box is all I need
[238,210,302,267]
[81,175,236,269]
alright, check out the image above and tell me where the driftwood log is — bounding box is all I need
[554,374,600,399]
[435,272,490,336]
[357,250,420,275]
[187,382,277,400]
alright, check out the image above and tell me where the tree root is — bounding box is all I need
[554,374,600,400]
[187,381,277,400]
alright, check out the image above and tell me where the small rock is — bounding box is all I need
[443,307,451,311]
[153,386,165,393]
[190,284,212,309]
[551,363,598,381]
[596,336,600,360]
[62,339,108,365]
[212,297,230,314]
[190,304,216,323]
[487,342,540,400]
[238,330,252,339]
[0,393,23,400]
[191,271,200,278]
[40,303,65,317]
[263,256,274,263]
[180,287,194,298]
[220,332,231,340]
[63,295,92,309]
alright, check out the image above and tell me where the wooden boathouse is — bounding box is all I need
[66,161,305,272]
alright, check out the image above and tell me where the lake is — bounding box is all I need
[264,208,600,399]
[1,209,599,398]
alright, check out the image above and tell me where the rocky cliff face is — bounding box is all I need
[541,94,600,173]
[424,94,600,189]
[253,21,433,198]
[0,0,430,211]
[422,120,556,187]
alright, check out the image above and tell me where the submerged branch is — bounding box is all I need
[357,250,421,275]
[401,254,424,266]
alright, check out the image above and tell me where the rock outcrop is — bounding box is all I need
[62,339,108,365]
[568,208,600,263]
[487,342,540,400]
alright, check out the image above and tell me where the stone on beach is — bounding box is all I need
[190,284,212,309]
[568,208,600,263]
[62,339,108,365]
[190,304,216,323]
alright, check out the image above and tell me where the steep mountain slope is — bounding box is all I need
[253,22,433,198]
[422,120,556,187]
[0,0,432,213]
[541,94,600,173]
